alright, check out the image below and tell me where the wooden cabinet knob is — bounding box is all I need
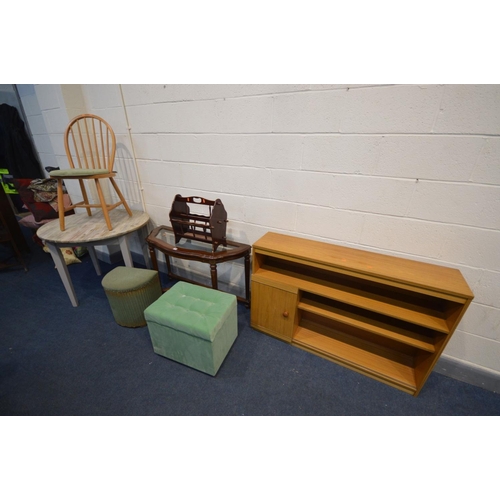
[282,311,289,318]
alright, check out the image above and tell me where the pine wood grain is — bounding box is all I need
[253,232,474,299]
[250,231,474,396]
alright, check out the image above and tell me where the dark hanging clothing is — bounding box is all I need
[0,103,42,179]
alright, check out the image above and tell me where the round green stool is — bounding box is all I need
[102,266,162,327]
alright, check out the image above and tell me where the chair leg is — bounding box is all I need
[109,177,133,216]
[0,205,27,270]
[78,179,92,216]
[15,242,28,272]
[95,178,112,230]
[57,179,66,231]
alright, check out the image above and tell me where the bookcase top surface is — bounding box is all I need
[253,232,474,299]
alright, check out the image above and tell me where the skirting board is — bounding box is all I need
[435,356,500,394]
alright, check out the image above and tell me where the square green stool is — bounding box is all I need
[102,266,162,328]
[144,281,238,376]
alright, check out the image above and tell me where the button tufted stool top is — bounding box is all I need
[144,281,235,341]
[144,281,238,375]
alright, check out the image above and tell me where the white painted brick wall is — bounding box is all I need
[375,136,483,181]
[296,206,365,243]
[273,91,345,132]
[244,198,297,231]
[438,226,500,271]
[302,135,380,174]
[471,138,500,184]
[17,85,57,174]
[159,134,303,169]
[340,85,444,133]
[359,215,446,258]
[433,85,500,134]
[134,135,161,161]
[127,97,274,134]
[407,182,500,229]
[83,84,123,109]
[121,84,354,106]
[460,304,500,341]
[27,84,500,377]
[445,332,499,373]
[472,270,500,308]
[269,170,333,205]
[332,175,416,215]
[35,84,64,110]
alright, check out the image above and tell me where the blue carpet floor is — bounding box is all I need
[1,233,500,416]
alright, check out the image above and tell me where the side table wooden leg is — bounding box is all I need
[148,244,159,271]
[165,255,173,280]
[210,263,218,290]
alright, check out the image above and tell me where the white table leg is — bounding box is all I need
[87,246,102,275]
[138,226,151,269]
[45,241,79,307]
[119,234,134,267]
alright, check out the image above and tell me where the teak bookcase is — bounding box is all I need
[250,232,474,396]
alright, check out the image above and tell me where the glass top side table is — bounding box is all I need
[146,225,251,307]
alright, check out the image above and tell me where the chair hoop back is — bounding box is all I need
[64,114,116,173]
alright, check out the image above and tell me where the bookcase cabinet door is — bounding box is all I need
[250,282,297,342]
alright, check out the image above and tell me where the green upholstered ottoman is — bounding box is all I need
[144,281,238,376]
[102,266,162,328]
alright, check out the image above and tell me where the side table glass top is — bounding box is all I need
[147,225,251,306]
[149,225,248,256]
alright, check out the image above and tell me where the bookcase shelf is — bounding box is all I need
[250,232,474,396]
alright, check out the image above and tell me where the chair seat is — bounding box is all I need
[50,169,111,177]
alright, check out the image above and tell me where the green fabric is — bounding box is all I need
[50,169,108,177]
[144,282,238,376]
[102,267,160,292]
[144,281,235,341]
[102,267,162,328]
